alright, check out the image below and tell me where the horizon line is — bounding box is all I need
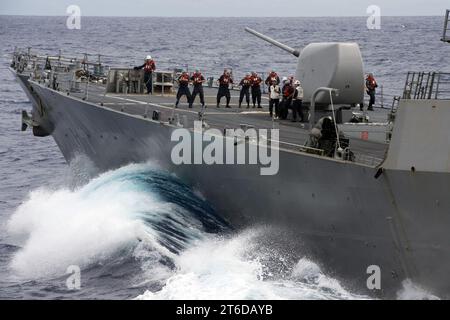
[0,13,443,18]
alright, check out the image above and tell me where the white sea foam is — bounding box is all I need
[396,279,440,300]
[7,163,367,300]
[7,164,169,278]
[136,229,366,300]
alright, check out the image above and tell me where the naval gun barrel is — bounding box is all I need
[245,27,300,57]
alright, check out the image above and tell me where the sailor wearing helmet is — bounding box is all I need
[292,80,304,122]
[134,55,156,94]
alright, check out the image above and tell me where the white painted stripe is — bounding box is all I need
[106,94,269,116]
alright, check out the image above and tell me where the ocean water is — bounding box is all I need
[0,16,448,300]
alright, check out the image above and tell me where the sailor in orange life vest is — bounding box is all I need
[365,73,378,111]
[280,77,295,120]
[239,73,252,108]
[134,55,156,94]
[250,72,263,108]
[265,70,280,86]
[175,71,193,108]
[217,69,233,108]
[191,69,206,107]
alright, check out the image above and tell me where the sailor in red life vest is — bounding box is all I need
[175,71,193,108]
[134,55,156,94]
[239,73,252,108]
[280,77,295,120]
[191,69,206,108]
[216,69,233,108]
[365,73,378,111]
[250,72,263,109]
[265,70,280,86]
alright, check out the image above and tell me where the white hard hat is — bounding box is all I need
[146,55,152,60]
[282,76,288,82]
[294,80,301,85]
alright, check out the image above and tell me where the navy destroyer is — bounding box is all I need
[9,11,450,298]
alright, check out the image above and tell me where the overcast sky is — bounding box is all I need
[0,0,447,17]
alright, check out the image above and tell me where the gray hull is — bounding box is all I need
[21,80,450,299]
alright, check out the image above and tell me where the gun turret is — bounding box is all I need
[245,28,300,57]
[245,27,365,122]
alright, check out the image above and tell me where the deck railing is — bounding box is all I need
[402,72,450,100]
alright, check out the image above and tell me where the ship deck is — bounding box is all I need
[65,82,388,166]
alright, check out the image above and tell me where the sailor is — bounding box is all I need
[175,71,193,108]
[365,73,378,111]
[191,69,206,107]
[239,73,252,108]
[318,117,338,157]
[45,57,52,71]
[280,77,295,119]
[134,55,156,94]
[250,72,263,108]
[217,69,233,108]
[265,70,280,86]
[292,80,304,122]
[308,116,346,157]
[268,79,281,118]
[307,116,330,148]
